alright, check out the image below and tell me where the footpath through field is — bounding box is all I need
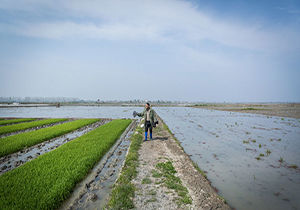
[131,116,231,210]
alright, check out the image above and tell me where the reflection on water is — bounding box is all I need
[0,106,143,119]
[156,107,300,210]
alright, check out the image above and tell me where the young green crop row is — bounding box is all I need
[0,119,99,158]
[0,118,36,126]
[0,118,68,135]
[0,119,131,210]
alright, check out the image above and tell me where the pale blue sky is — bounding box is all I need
[0,0,299,102]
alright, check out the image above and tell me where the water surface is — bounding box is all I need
[156,107,300,210]
[0,106,142,119]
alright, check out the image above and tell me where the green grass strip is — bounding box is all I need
[155,161,192,205]
[0,119,98,157]
[0,118,68,135]
[0,118,36,126]
[0,119,131,210]
[107,124,143,209]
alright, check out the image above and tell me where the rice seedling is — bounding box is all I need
[0,119,98,157]
[0,118,67,135]
[0,119,131,210]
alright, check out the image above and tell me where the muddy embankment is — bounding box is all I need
[192,103,300,119]
[131,115,230,210]
[0,119,111,175]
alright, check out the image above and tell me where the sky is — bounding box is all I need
[0,0,300,102]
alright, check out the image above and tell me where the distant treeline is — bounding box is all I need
[0,97,192,105]
[0,97,86,103]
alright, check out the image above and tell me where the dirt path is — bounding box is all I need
[132,118,231,210]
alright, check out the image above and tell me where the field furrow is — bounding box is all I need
[0,119,131,210]
[0,119,99,158]
[0,119,111,175]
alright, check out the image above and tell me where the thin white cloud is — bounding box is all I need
[12,21,160,40]
[1,0,299,53]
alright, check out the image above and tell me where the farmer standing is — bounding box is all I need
[133,103,157,141]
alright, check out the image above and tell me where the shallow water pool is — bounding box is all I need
[0,106,143,119]
[156,107,300,210]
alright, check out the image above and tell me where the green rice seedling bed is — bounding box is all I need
[0,119,99,157]
[0,118,36,126]
[0,118,68,135]
[0,119,131,209]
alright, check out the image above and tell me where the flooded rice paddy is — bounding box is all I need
[156,107,300,210]
[1,106,299,210]
[0,106,142,119]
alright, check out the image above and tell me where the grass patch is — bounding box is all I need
[0,119,98,158]
[147,189,157,196]
[191,161,207,179]
[288,164,298,169]
[241,107,261,111]
[145,198,157,204]
[152,169,163,178]
[279,157,284,163]
[0,119,131,209]
[0,118,67,135]
[218,195,227,204]
[193,104,210,107]
[243,140,250,144]
[179,194,193,205]
[155,161,192,206]
[155,180,164,185]
[142,177,152,184]
[0,118,36,126]
[107,124,143,209]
